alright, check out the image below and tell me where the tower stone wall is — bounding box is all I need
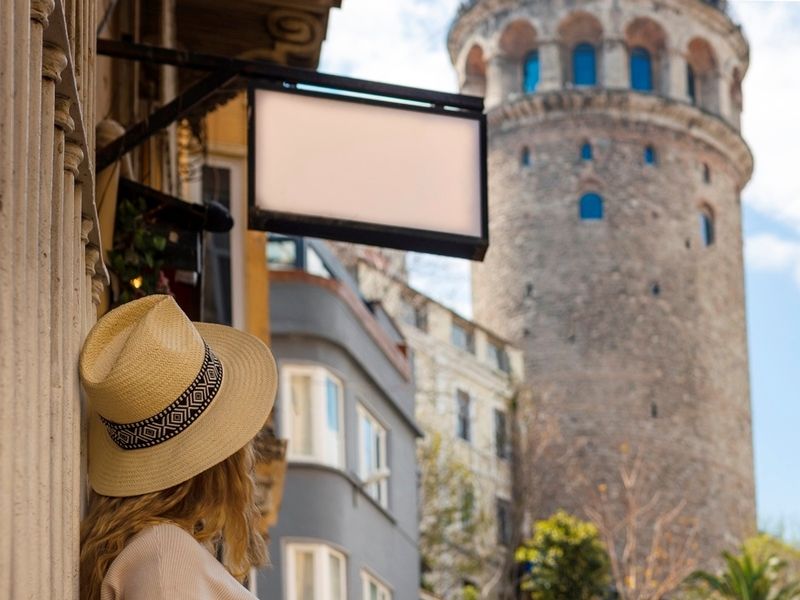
[450,0,756,569]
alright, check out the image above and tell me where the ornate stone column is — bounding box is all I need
[668,49,689,102]
[538,40,562,92]
[603,37,628,89]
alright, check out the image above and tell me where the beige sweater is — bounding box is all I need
[100,523,258,600]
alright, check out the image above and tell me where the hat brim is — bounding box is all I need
[88,322,277,497]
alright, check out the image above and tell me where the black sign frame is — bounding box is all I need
[247,77,488,261]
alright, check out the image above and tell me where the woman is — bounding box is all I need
[79,295,278,600]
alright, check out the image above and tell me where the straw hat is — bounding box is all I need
[79,295,277,497]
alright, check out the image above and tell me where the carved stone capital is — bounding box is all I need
[42,44,68,83]
[54,95,74,132]
[85,245,101,277]
[30,0,55,25]
[91,275,105,307]
[64,141,84,175]
[80,217,94,247]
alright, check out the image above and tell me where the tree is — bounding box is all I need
[584,450,699,600]
[417,430,495,598]
[687,550,800,600]
[515,510,612,600]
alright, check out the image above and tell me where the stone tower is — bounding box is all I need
[449,0,755,570]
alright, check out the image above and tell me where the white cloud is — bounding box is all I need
[745,233,800,286]
[320,0,461,92]
[733,1,800,231]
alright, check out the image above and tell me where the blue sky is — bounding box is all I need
[319,0,800,540]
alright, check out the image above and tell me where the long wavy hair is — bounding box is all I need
[79,442,266,600]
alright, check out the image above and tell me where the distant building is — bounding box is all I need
[450,0,755,575]
[354,261,524,599]
[258,237,421,600]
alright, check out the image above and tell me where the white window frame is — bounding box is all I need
[361,569,392,600]
[285,541,347,600]
[356,403,390,508]
[280,364,345,468]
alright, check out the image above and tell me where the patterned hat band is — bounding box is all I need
[101,343,224,450]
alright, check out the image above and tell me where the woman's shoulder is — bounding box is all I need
[101,523,257,600]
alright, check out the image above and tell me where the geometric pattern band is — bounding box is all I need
[101,343,224,450]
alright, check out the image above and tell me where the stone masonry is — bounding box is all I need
[449,0,756,572]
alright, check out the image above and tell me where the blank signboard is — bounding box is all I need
[249,85,486,260]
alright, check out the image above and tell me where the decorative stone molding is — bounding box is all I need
[488,88,753,185]
[63,141,84,176]
[30,0,55,26]
[42,44,68,82]
[54,95,74,132]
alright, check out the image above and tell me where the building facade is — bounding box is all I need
[259,238,420,600]
[355,261,524,598]
[2,0,341,596]
[449,0,755,573]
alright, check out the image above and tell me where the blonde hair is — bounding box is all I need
[79,442,266,600]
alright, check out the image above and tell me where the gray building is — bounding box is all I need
[256,237,421,600]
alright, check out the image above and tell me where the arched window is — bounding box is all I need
[630,47,653,91]
[644,145,657,165]
[523,51,540,93]
[521,146,531,167]
[581,142,593,161]
[703,163,711,183]
[579,193,604,220]
[573,43,597,86]
[699,207,714,246]
[687,65,696,104]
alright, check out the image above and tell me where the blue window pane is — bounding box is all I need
[644,145,656,165]
[581,142,593,161]
[630,47,653,91]
[700,212,714,246]
[573,43,596,86]
[521,146,531,167]
[687,65,696,104]
[326,378,339,431]
[580,193,604,220]
[523,51,540,93]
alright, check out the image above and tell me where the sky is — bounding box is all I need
[319,0,800,540]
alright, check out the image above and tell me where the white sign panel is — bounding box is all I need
[249,84,487,260]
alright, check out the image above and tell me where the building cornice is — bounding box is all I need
[448,0,748,69]
[489,88,753,186]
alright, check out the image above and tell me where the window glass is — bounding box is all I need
[581,142,593,161]
[362,571,391,600]
[283,366,344,467]
[267,238,298,270]
[201,165,233,325]
[288,544,346,600]
[497,499,511,545]
[451,322,474,353]
[700,210,715,246]
[290,374,313,456]
[495,409,509,459]
[687,65,696,104]
[359,405,389,507]
[456,390,471,442]
[573,43,597,86]
[461,486,475,526]
[487,342,510,373]
[295,550,314,600]
[521,146,531,167]
[579,193,604,220]
[644,145,657,165]
[329,553,343,600]
[523,51,540,93]
[306,246,332,279]
[630,47,653,91]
